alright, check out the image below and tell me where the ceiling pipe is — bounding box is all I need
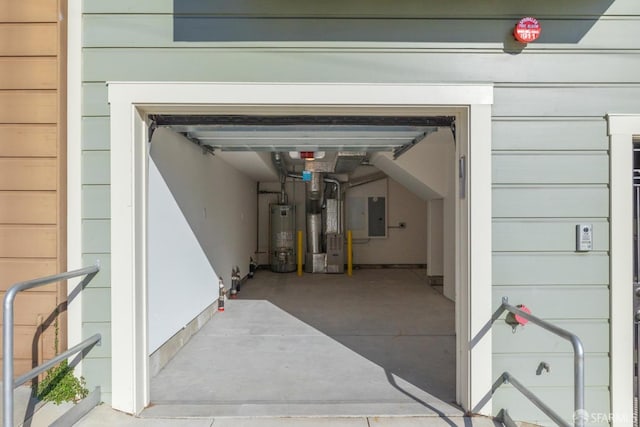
[279,174,288,205]
[272,152,289,178]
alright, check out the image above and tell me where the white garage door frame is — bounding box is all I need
[105,82,494,415]
[607,114,637,426]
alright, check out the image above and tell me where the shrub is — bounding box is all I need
[35,360,88,405]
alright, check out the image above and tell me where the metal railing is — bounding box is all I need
[492,297,585,427]
[633,140,640,427]
[494,372,572,427]
[3,265,101,427]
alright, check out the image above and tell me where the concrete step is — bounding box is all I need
[0,384,101,427]
[0,384,47,427]
[74,404,503,427]
[20,401,74,427]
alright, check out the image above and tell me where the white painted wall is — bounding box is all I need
[443,190,456,301]
[258,173,428,265]
[346,177,428,264]
[345,175,388,240]
[427,199,444,277]
[370,129,456,298]
[371,129,453,199]
[148,128,256,352]
[148,157,218,352]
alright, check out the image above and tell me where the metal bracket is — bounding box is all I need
[450,120,456,144]
[148,119,157,142]
[501,297,521,333]
[393,128,438,160]
[634,287,640,323]
[536,361,550,375]
[459,155,466,199]
[178,132,215,156]
[502,373,509,385]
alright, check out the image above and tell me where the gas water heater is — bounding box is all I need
[270,204,296,272]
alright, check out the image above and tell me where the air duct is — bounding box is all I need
[303,171,344,274]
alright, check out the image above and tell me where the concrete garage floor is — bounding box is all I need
[145,268,460,419]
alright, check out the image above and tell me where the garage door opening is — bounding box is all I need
[106,82,493,416]
[143,114,460,417]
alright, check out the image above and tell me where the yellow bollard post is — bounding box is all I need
[347,230,353,276]
[297,230,303,276]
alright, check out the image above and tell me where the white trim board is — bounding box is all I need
[107,82,494,415]
[66,0,83,361]
[607,114,638,427]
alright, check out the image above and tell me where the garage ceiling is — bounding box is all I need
[150,114,454,152]
[149,114,455,181]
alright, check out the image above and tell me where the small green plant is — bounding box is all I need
[33,313,89,405]
[35,360,88,405]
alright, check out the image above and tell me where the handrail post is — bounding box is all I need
[572,336,585,427]
[3,288,16,427]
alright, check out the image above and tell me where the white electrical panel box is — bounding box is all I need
[576,224,593,252]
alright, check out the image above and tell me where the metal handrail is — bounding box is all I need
[497,372,571,427]
[493,297,585,427]
[498,408,518,427]
[14,334,101,389]
[3,265,100,427]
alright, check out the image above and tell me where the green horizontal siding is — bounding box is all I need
[493,86,640,117]
[82,288,111,322]
[84,0,171,14]
[83,14,640,49]
[83,306,112,399]
[82,117,110,150]
[82,50,640,84]
[492,320,608,353]
[82,253,111,288]
[493,253,609,285]
[82,151,110,185]
[82,185,110,219]
[492,186,609,218]
[492,387,610,426]
[83,322,111,358]
[492,153,608,184]
[493,354,609,387]
[82,220,110,253]
[491,119,608,151]
[83,0,639,17]
[492,285,609,319]
[82,357,111,394]
[492,220,609,252]
[82,83,108,115]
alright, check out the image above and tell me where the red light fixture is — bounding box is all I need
[299,151,315,159]
[514,17,541,44]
